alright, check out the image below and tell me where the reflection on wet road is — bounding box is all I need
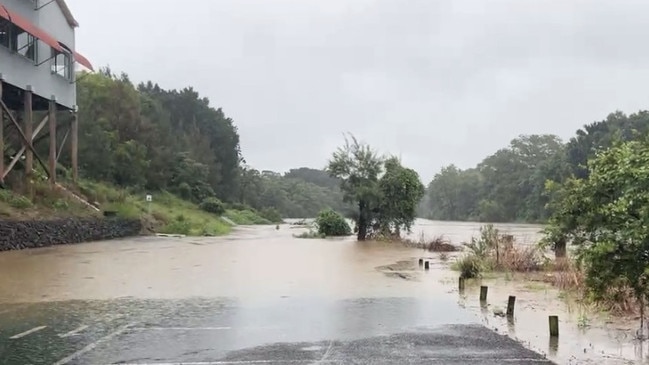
[0,221,555,364]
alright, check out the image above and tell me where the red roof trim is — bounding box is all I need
[74,51,93,71]
[0,6,9,20]
[0,7,62,52]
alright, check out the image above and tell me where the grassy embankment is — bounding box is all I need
[0,179,276,236]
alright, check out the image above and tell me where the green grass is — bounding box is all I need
[68,180,234,236]
[0,179,273,236]
[224,209,272,225]
[0,189,33,209]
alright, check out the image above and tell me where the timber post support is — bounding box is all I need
[0,76,4,185]
[48,97,57,185]
[71,107,78,182]
[24,86,33,196]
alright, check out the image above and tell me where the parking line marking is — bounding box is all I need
[58,325,89,338]
[98,361,324,364]
[9,326,47,339]
[135,326,231,331]
[97,360,550,365]
[52,323,135,365]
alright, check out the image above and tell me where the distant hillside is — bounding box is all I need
[284,168,341,190]
[238,167,350,218]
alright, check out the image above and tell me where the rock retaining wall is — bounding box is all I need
[0,217,142,251]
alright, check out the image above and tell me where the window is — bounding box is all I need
[51,48,72,80]
[11,27,37,61]
[0,18,9,49]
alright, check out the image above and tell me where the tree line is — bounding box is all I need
[420,111,649,223]
[72,69,347,218]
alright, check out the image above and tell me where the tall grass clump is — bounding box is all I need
[453,224,543,278]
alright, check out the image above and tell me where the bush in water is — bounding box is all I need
[315,209,351,237]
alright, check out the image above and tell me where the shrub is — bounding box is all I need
[199,197,225,215]
[294,229,326,239]
[0,189,33,209]
[315,209,351,237]
[456,255,483,279]
[161,216,191,235]
[177,182,192,200]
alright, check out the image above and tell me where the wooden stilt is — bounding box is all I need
[23,87,33,195]
[48,97,57,185]
[71,109,78,182]
[0,78,4,184]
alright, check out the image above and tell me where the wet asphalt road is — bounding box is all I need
[0,297,554,364]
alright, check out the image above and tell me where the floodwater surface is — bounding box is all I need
[0,219,642,364]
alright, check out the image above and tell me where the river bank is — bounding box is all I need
[398,219,648,365]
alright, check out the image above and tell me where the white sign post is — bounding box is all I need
[146,194,152,214]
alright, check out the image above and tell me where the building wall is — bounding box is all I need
[0,0,76,109]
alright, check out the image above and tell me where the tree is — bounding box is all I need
[327,135,384,241]
[422,134,564,223]
[376,157,425,235]
[544,138,649,333]
[75,71,244,202]
[425,165,481,221]
[326,135,424,241]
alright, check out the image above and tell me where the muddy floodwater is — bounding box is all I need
[0,219,646,364]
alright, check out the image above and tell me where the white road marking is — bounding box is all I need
[9,326,47,339]
[134,327,232,331]
[97,361,329,365]
[52,323,135,365]
[96,360,550,365]
[58,325,89,338]
[314,340,334,364]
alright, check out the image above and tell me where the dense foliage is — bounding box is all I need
[236,167,350,218]
[327,135,424,240]
[315,209,352,237]
[67,70,346,219]
[544,138,649,328]
[421,111,649,223]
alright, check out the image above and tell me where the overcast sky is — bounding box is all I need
[67,0,649,182]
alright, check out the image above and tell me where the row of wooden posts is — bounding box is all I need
[418,258,559,337]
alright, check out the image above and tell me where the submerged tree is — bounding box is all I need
[376,157,425,236]
[326,135,424,241]
[327,135,383,240]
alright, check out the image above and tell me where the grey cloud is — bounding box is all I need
[67,0,649,182]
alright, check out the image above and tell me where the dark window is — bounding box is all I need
[0,18,10,49]
[12,27,37,61]
[0,21,39,63]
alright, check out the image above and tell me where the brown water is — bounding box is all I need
[0,219,646,364]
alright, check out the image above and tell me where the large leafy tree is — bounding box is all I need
[422,134,565,223]
[74,70,243,203]
[326,136,424,240]
[327,135,383,240]
[376,157,425,235]
[544,138,649,332]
